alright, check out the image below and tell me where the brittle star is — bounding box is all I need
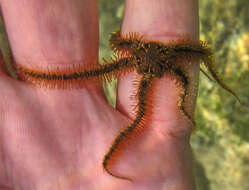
[14,30,240,181]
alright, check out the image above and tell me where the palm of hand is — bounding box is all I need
[0,76,123,189]
[0,76,192,190]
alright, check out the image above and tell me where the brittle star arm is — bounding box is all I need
[160,44,241,103]
[109,30,142,53]
[103,74,153,181]
[170,67,196,128]
[201,59,241,103]
[200,67,215,82]
[16,57,136,88]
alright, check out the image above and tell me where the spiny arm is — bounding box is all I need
[201,58,241,103]
[200,67,215,82]
[160,42,241,103]
[109,30,142,53]
[170,67,196,128]
[16,57,135,88]
[103,74,153,181]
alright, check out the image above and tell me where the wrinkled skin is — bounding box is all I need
[0,0,199,189]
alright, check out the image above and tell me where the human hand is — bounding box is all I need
[0,0,198,189]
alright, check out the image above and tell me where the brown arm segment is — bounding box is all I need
[170,67,196,129]
[200,67,215,82]
[109,30,143,54]
[156,40,241,103]
[16,57,135,89]
[103,74,153,181]
[201,58,241,103]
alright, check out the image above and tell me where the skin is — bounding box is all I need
[0,0,198,189]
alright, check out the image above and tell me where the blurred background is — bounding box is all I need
[0,0,248,189]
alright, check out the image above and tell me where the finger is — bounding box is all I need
[0,0,100,89]
[116,0,199,131]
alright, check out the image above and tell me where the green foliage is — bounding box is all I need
[193,0,249,189]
